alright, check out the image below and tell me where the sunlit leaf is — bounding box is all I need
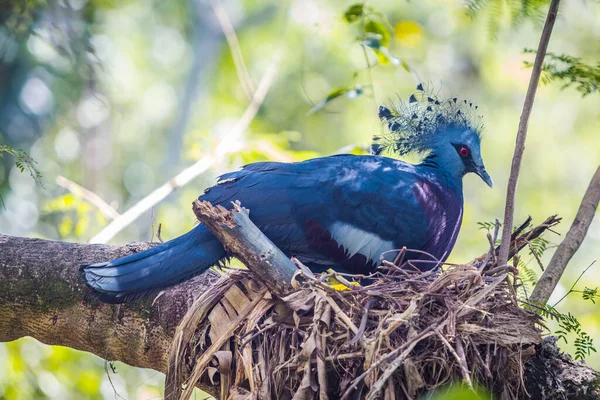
[343,4,372,23]
[523,49,600,96]
[59,215,74,237]
[394,21,423,47]
[0,143,43,187]
[375,47,400,66]
[364,20,390,47]
[360,20,401,66]
[308,85,364,115]
[360,32,383,50]
[75,214,89,237]
[401,59,410,72]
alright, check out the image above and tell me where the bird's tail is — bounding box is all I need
[80,224,226,303]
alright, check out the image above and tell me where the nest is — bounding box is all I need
[165,217,559,400]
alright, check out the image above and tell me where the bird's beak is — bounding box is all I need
[475,166,494,188]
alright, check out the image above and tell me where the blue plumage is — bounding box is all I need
[81,89,493,303]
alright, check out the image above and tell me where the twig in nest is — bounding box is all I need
[156,223,163,243]
[350,298,374,344]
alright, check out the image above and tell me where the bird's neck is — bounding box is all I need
[418,154,464,195]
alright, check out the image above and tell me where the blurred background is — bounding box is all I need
[0,0,598,398]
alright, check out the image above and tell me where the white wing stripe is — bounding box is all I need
[329,222,394,263]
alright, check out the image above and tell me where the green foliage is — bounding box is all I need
[535,262,599,361]
[343,3,372,23]
[528,236,549,258]
[0,339,165,399]
[517,235,549,297]
[518,259,538,287]
[345,5,406,68]
[523,49,600,96]
[538,305,597,360]
[0,0,48,36]
[476,220,501,231]
[0,144,43,187]
[309,3,412,114]
[465,0,549,37]
[582,287,599,304]
[482,226,598,361]
[308,85,365,115]
[42,194,107,240]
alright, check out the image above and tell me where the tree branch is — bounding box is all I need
[530,166,600,305]
[210,0,255,101]
[0,234,220,395]
[498,0,561,267]
[56,175,120,220]
[192,200,297,295]
[89,52,281,244]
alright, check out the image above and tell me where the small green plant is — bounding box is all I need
[582,287,599,304]
[465,0,548,38]
[0,144,43,186]
[528,236,549,258]
[537,304,597,360]
[309,3,415,114]
[523,49,600,96]
[477,220,501,231]
[533,261,599,360]
[477,221,597,361]
[518,259,539,288]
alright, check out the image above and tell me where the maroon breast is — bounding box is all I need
[412,179,464,265]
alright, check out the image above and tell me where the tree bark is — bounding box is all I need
[192,200,298,295]
[0,234,220,394]
[530,166,600,305]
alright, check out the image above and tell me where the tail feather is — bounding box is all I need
[81,224,226,303]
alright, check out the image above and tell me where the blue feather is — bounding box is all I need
[82,95,492,304]
[81,224,225,303]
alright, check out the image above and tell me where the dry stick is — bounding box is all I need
[530,166,600,305]
[210,0,255,101]
[435,329,472,388]
[497,0,561,267]
[192,200,297,296]
[89,52,281,244]
[340,326,436,400]
[180,289,268,400]
[366,330,436,400]
[56,175,120,220]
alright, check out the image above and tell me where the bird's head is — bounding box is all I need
[372,86,493,188]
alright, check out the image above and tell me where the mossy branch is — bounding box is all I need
[0,234,220,396]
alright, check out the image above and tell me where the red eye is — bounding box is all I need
[459,146,470,158]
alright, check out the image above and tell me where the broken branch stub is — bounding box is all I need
[192,200,298,296]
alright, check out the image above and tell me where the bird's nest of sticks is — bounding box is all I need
[165,216,560,400]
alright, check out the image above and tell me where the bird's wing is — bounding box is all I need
[200,155,430,272]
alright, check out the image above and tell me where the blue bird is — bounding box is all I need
[81,88,493,303]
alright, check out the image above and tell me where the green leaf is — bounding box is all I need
[308,85,364,115]
[360,32,383,50]
[343,4,371,23]
[360,20,404,67]
[364,20,390,47]
[523,49,600,96]
[374,47,401,66]
[0,143,44,187]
